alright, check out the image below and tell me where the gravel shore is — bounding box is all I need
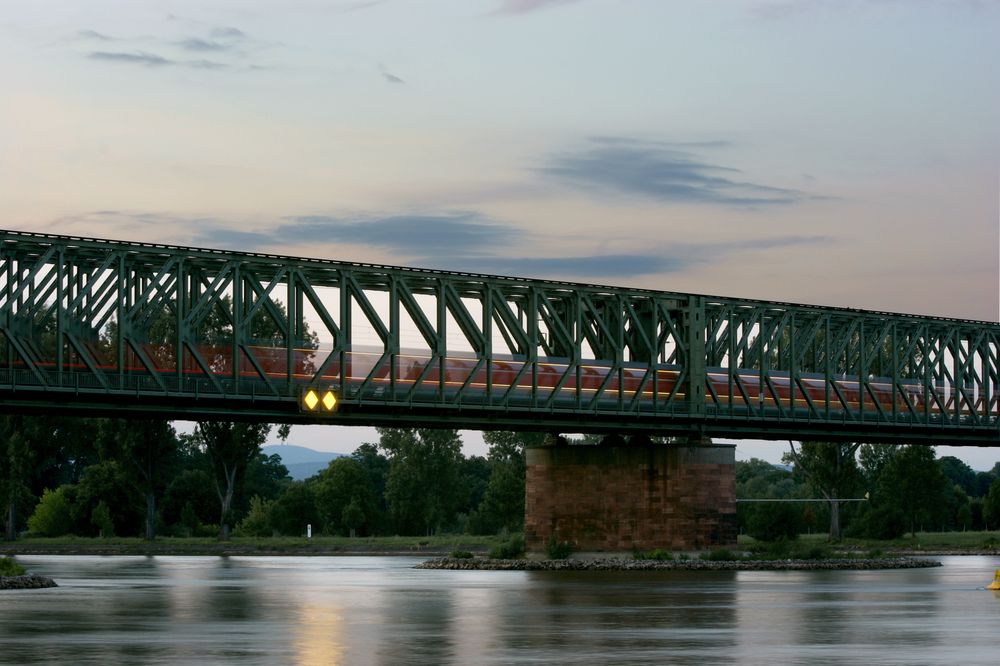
[0,575,58,590]
[415,556,943,571]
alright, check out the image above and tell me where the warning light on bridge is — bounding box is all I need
[302,388,337,413]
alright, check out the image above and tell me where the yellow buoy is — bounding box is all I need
[987,570,1000,591]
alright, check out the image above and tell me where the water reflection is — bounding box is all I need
[2,556,999,665]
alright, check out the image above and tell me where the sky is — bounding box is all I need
[2,0,998,468]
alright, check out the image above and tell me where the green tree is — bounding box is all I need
[858,444,901,488]
[473,431,539,534]
[161,469,217,530]
[783,441,862,540]
[26,487,74,537]
[238,453,292,513]
[350,443,390,532]
[460,455,491,516]
[380,428,464,535]
[72,460,143,536]
[342,498,365,537]
[879,445,949,536]
[2,416,95,540]
[937,456,978,497]
[98,419,178,541]
[236,496,274,537]
[984,477,1000,529]
[314,457,377,535]
[746,502,803,542]
[91,501,115,538]
[0,417,31,541]
[270,481,318,536]
[195,421,272,539]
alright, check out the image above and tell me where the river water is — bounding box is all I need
[2,555,999,665]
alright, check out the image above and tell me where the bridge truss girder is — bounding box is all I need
[0,229,997,445]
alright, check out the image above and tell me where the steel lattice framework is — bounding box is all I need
[0,229,997,444]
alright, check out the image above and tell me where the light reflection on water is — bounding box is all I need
[1,555,999,665]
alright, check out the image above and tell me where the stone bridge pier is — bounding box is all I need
[524,436,737,556]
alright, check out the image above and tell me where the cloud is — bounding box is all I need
[430,254,689,278]
[53,210,831,284]
[77,18,262,71]
[277,213,519,254]
[539,137,811,206]
[86,50,228,70]
[210,26,247,39]
[379,64,405,84]
[174,38,230,52]
[76,29,114,41]
[335,0,392,12]
[493,0,584,14]
[87,51,172,66]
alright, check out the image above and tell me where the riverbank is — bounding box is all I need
[0,535,503,557]
[416,556,943,571]
[3,531,999,557]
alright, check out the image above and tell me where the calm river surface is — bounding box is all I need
[2,555,999,665]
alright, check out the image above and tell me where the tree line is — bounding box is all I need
[1,415,539,541]
[6,415,1000,543]
[738,442,1000,541]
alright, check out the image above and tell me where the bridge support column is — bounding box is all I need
[524,438,736,555]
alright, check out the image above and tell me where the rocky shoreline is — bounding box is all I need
[0,574,58,590]
[415,556,943,571]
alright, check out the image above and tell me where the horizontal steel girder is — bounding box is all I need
[0,228,997,445]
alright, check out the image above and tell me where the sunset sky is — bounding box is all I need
[2,0,998,466]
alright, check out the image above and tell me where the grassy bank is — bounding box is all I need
[738,530,1000,553]
[3,530,999,557]
[0,534,510,557]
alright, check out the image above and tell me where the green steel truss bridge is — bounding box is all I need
[0,229,997,445]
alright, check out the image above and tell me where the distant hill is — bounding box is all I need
[262,444,345,480]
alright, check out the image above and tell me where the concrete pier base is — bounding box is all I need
[524,439,737,554]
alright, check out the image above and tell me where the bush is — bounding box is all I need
[0,556,26,577]
[450,550,474,559]
[27,487,74,537]
[545,536,573,560]
[235,496,274,538]
[91,501,115,538]
[700,548,738,562]
[799,544,833,560]
[847,505,906,540]
[745,503,803,542]
[489,534,525,559]
[634,548,673,561]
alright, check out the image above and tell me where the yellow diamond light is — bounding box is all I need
[321,390,337,411]
[303,389,320,411]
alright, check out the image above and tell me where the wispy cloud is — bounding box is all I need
[335,0,393,12]
[54,209,833,283]
[78,20,263,71]
[86,50,229,70]
[87,51,172,67]
[379,64,405,84]
[431,254,689,278]
[174,38,230,52]
[539,137,812,206]
[276,213,519,253]
[210,26,247,39]
[493,0,584,15]
[76,29,114,41]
